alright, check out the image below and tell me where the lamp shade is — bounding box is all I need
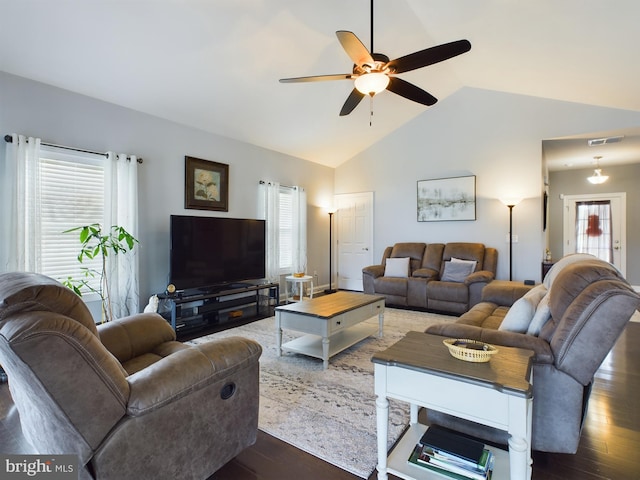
[354,72,390,96]
[499,197,522,207]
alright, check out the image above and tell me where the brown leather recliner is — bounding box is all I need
[425,257,640,453]
[0,272,262,480]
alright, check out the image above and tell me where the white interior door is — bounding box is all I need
[563,192,626,276]
[335,192,374,291]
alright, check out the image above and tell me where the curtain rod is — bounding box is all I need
[4,134,143,164]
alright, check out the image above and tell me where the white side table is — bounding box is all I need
[284,275,314,302]
[372,331,534,480]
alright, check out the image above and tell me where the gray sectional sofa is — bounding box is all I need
[425,254,640,453]
[362,242,498,314]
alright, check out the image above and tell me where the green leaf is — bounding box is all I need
[79,227,90,243]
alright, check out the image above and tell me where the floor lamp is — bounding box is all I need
[324,211,337,294]
[500,198,521,281]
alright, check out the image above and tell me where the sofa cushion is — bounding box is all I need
[384,257,410,277]
[441,261,475,282]
[374,277,408,296]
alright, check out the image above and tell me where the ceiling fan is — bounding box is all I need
[279,0,471,117]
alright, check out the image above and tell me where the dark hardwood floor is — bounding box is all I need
[1,322,639,479]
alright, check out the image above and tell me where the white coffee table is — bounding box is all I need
[275,291,385,369]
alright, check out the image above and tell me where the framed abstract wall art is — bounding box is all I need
[185,156,229,211]
[417,175,476,222]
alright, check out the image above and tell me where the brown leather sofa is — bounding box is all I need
[425,255,640,453]
[362,242,498,314]
[0,272,262,480]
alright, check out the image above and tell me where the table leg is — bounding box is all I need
[410,403,419,424]
[375,395,389,480]
[275,312,282,357]
[507,395,532,480]
[322,336,329,369]
[285,280,290,303]
[377,309,384,338]
[298,281,303,301]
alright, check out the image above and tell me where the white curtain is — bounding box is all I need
[261,181,281,283]
[260,182,307,282]
[292,187,307,274]
[1,134,41,272]
[105,152,140,317]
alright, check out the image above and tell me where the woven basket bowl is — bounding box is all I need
[443,338,498,363]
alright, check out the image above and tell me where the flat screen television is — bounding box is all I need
[170,215,266,292]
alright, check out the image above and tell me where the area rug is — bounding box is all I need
[188,307,455,478]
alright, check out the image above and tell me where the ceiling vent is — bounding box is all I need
[588,135,624,146]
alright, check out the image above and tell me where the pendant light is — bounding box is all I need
[587,156,609,184]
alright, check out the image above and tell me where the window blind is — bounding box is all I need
[35,151,105,290]
[278,188,293,270]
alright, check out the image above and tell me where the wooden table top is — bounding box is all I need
[372,331,533,398]
[275,291,385,319]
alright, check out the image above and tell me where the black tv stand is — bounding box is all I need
[158,282,279,339]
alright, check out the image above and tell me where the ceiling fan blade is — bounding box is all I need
[339,88,365,116]
[279,74,353,83]
[386,39,471,74]
[336,31,375,67]
[386,77,437,106]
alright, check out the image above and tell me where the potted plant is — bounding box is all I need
[62,224,138,323]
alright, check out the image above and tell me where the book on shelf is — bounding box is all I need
[420,425,486,466]
[408,443,494,480]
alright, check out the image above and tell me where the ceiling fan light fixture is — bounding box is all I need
[587,168,608,184]
[354,72,389,96]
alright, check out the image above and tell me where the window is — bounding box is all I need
[261,182,306,282]
[28,147,106,293]
[575,200,613,263]
[278,187,293,271]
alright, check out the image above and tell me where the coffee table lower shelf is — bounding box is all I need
[281,323,378,361]
[386,423,509,480]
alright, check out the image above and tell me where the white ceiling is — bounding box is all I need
[1,0,640,169]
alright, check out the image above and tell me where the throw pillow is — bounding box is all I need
[498,296,536,333]
[522,284,547,306]
[451,257,478,272]
[527,292,552,336]
[384,257,410,277]
[440,261,475,283]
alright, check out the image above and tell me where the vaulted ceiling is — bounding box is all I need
[1,0,639,168]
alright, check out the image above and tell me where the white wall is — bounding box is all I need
[0,72,335,306]
[335,87,640,282]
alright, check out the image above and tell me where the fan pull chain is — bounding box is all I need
[369,95,374,126]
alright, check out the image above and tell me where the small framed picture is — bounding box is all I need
[184,156,229,211]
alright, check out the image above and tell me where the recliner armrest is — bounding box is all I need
[464,270,494,285]
[98,313,176,363]
[126,336,262,416]
[425,323,553,364]
[362,264,385,278]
